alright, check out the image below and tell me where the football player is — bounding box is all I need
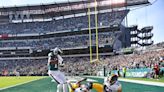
[68,78,103,92]
[104,74,122,92]
[47,47,67,92]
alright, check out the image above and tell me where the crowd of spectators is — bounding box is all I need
[0,46,164,76]
[0,9,163,77]
[0,10,127,51]
[105,49,164,70]
[0,11,126,50]
[0,32,117,50]
[0,10,128,34]
[62,48,164,76]
[0,59,47,76]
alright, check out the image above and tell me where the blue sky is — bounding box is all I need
[0,0,163,43]
[127,0,164,44]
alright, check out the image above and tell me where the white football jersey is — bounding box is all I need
[104,81,122,92]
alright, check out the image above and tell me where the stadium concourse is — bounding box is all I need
[0,0,164,92]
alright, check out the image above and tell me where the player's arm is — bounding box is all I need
[47,53,51,66]
[55,48,64,65]
[68,78,87,91]
[76,77,87,84]
[58,48,63,54]
[85,82,103,92]
[118,86,122,92]
[57,51,64,67]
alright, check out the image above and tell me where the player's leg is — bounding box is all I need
[48,71,57,82]
[56,71,68,92]
[57,84,63,92]
[63,83,68,92]
[56,84,68,92]
[50,71,68,92]
[49,71,63,92]
[58,71,67,83]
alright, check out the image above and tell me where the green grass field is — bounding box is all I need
[0,76,45,89]
[0,76,164,92]
[90,77,164,92]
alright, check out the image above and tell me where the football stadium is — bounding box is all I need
[0,0,164,92]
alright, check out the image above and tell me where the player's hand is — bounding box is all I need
[59,63,64,67]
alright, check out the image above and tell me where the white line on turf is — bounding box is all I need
[119,78,164,87]
[86,76,164,87]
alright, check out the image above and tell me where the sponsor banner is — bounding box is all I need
[112,68,152,77]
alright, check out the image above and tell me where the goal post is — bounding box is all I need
[88,0,99,63]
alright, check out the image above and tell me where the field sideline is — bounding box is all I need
[0,76,164,92]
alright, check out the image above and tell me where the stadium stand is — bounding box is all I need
[0,45,163,76]
[0,59,47,76]
[0,10,128,34]
[0,32,117,50]
[0,0,158,78]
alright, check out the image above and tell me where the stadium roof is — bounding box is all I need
[0,0,150,23]
[0,0,150,10]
